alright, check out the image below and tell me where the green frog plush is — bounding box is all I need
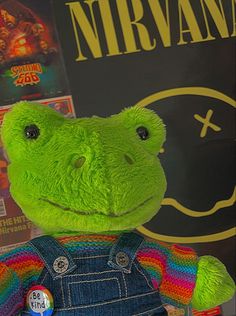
[0,101,235,316]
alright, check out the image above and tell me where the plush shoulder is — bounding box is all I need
[0,243,44,291]
[137,237,198,308]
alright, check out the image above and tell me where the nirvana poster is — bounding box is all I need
[0,0,70,105]
[0,0,235,313]
[52,0,236,283]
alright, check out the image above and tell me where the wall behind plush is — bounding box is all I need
[0,1,235,314]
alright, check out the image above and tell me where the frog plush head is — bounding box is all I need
[1,101,166,235]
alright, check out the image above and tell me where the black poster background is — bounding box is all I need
[54,0,236,281]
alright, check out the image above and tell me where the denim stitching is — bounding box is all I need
[133,262,153,289]
[132,238,145,262]
[53,265,78,279]
[69,277,121,298]
[133,305,164,315]
[122,271,128,297]
[61,277,65,308]
[73,254,109,260]
[62,269,120,278]
[39,271,48,285]
[68,281,72,307]
[55,290,159,311]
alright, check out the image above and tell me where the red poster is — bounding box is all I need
[0,96,75,253]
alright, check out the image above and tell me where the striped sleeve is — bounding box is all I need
[137,240,198,308]
[0,244,44,316]
[137,240,169,289]
[0,262,23,316]
[160,244,198,307]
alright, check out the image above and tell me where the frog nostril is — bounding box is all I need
[124,154,134,165]
[74,156,86,168]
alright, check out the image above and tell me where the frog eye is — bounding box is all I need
[24,124,40,139]
[136,126,149,140]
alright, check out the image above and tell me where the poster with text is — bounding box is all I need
[0,0,70,105]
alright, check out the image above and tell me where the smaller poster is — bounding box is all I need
[164,304,185,316]
[192,306,222,316]
[0,95,75,254]
[0,0,70,105]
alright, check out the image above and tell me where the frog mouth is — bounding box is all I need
[40,196,153,217]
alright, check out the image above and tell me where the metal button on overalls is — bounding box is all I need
[116,251,129,267]
[53,256,69,274]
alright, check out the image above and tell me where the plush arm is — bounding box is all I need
[0,244,44,316]
[191,255,235,311]
[137,241,198,308]
[159,244,198,307]
[0,262,24,316]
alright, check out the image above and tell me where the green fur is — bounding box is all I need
[1,101,166,234]
[1,101,235,310]
[192,256,235,310]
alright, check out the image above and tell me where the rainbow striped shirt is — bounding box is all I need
[0,234,198,315]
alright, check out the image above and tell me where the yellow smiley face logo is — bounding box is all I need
[135,87,235,243]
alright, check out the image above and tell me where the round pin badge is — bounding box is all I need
[26,285,54,316]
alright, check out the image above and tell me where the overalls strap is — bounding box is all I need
[108,232,144,273]
[28,235,77,279]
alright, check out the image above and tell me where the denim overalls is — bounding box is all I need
[22,232,167,316]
